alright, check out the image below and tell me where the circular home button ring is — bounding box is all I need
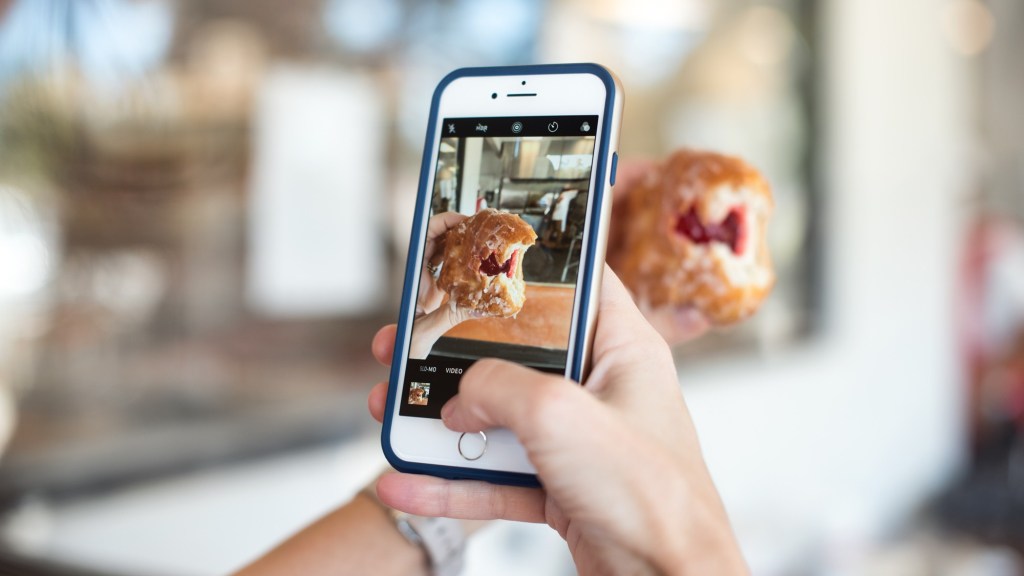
[457,432,488,461]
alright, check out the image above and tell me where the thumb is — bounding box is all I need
[440,359,661,522]
[440,359,603,454]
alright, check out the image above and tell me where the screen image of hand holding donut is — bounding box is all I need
[401,116,597,419]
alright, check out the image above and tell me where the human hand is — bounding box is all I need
[416,211,468,316]
[407,301,481,360]
[609,159,711,347]
[367,268,747,576]
[411,210,492,359]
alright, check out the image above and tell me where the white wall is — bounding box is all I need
[682,0,972,570]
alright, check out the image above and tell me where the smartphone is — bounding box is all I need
[382,63,623,486]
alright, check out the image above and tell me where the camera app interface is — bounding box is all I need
[401,115,599,419]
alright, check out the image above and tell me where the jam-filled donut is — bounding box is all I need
[610,150,775,325]
[437,208,537,318]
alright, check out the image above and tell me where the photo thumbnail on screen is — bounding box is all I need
[401,115,599,419]
[407,382,430,406]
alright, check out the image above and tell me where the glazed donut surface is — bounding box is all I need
[610,150,775,325]
[437,208,538,318]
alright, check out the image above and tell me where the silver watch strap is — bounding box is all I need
[400,513,465,576]
[361,488,465,576]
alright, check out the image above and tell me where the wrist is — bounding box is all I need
[647,476,748,576]
[425,306,457,335]
[410,310,453,359]
[233,491,433,576]
[665,512,748,576]
[354,491,432,576]
[360,486,468,576]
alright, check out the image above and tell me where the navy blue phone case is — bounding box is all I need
[381,63,619,487]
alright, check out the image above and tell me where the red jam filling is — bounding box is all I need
[674,206,747,254]
[479,250,519,278]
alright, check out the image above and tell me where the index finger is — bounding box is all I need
[424,211,468,269]
[426,211,467,241]
[375,472,546,522]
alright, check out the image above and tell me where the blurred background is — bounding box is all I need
[0,0,1022,574]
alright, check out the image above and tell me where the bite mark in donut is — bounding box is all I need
[479,249,521,278]
[608,149,775,326]
[437,209,537,318]
[674,205,748,255]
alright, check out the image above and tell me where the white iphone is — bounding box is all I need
[382,64,623,485]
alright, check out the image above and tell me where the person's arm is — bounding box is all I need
[416,212,468,316]
[409,302,478,359]
[239,160,727,575]
[236,268,738,576]
[233,492,428,576]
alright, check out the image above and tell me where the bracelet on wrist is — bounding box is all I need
[359,487,466,576]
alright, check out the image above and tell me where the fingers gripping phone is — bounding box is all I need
[382,64,623,486]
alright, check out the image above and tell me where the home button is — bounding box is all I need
[457,432,487,461]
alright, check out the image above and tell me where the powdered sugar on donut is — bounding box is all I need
[437,209,537,318]
[609,150,775,325]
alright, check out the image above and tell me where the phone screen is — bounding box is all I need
[400,115,600,419]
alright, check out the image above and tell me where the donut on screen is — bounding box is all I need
[437,208,538,318]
